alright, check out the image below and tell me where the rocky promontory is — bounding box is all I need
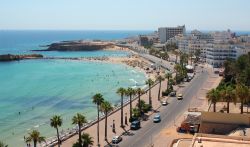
[0,54,43,62]
[33,40,115,51]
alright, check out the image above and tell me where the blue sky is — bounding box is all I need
[0,0,249,30]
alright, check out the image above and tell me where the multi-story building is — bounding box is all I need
[158,25,186,43]
[210,29,234,44]
[178,30,213,59]
[205,44,250,67]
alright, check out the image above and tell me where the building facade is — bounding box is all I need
[158,25,186,43]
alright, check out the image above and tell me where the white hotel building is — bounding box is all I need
[176,30,250,67]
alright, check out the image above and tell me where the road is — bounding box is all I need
[139,53,174,72]
[117,43,175,71]
[118,68,209,147]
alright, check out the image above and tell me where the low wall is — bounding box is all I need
[201,112,250,126]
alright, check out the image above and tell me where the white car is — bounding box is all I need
[161,100,168,106]
[112,136,122,144]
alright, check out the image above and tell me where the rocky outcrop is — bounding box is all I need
[33,41,115,51]
[0,54,43,62]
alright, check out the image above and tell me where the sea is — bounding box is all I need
[0,30,152,146]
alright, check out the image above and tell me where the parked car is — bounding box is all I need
[112,136,122,144]
[177,93,183,100]
[169,91,176,97]
[153,114,161,123]
[130,120,140,130]
[161,100,168,106]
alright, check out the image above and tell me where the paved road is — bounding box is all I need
[118,69,209,147]
[140,53,174,72]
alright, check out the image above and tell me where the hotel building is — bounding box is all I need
[158,25,186,43]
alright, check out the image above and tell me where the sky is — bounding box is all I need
[0,0,250,31]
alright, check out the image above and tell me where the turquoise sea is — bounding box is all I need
[0,30,151,146]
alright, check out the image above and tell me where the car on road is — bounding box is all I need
[112,136,122,144]
[169,91,176,97]
[130,120,140,130]
[161,100,168,106]
[177,94,183,100]
[153,114,161,123]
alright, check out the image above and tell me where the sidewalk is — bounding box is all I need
[152,67,223,147]
[62,79,168,147]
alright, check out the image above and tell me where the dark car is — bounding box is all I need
[130,120,141,130]
[169,91,176,97]
[112,136,122,144]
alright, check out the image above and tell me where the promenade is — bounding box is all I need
[61,77,168,146]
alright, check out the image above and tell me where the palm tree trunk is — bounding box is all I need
[149,86,152,107]
[78,124,82,146]
[105,113,108,141]
[121,95,124,127]
[56,127,60,147]
[138,94,141,116]
[241,100,244,114]
[213,102,216,112]
[97,105,100,146]
[129,94,132,121]
[227,101,230,113]
[34,140,37,147]
[158,81,161,101]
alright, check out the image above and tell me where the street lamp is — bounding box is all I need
[125,113,128,125]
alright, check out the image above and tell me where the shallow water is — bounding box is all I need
[0,59,146,146]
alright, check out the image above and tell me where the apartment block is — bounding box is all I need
[158,25,186,43]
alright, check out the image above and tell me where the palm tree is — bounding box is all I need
[72,133,94,147]
[0,141,7,147]
[165,73,172,90]
[126,87,136,121]
[145,78,154,107]
[207,88,220,112]
[136,88,144,116]
[72,113,87,146]
[116,87,126,128]
[25,130,45,147]
[172,50,179,63]
[92,93,104,146]
[157,75,165,101]
[220,85,236,113]
[100,101,113,141]
[50,115,62,147]
[236,83,249,114]
[82,133,94,147]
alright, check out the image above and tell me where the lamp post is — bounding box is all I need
[125,113,128,125]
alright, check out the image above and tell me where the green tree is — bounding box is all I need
[116,87,126,128]
[92,93,104,146]
[72,113,87,147]
[165,73,172,90]
[194,49,201,62]
[100,101,113,141]
[136,88,144,116]
[157,75,165,101]
[0,141,7,147]
[50,115,62,147]
[25,130,45,147]
[220,85,236,113]
[207,89,220,112]
[126,87,136,120]
[145,78,154,107]
[236,83,249,114]
[72,133,94,147]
